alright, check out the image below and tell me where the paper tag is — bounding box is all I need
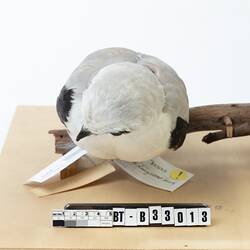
[28,162,116,197]
[114,157,193,192]
[27,146,87,183]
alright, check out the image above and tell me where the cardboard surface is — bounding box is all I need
[0,106,250,249]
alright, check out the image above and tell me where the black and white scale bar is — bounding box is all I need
[52,203,211,227]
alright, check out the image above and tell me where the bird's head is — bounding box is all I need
[68,62,169,160]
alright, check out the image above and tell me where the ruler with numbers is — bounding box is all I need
[52,203,211,227]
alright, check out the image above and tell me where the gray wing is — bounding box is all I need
[57,48,139,124]
[137,53,189,149]
[64,47,139,94]
[137,53,189,123]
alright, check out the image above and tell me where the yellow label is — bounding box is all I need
[170,169,188,181]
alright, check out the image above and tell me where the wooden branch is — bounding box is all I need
[49,103,250,155]
[188,103,250,143]
[188,103,250,132]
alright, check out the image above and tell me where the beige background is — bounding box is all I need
[0,106,250,249]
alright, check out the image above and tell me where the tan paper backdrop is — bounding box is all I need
[0,106,250,249]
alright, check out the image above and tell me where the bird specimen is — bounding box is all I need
[56,48,189,162]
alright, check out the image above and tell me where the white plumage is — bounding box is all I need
[56,48,189,162]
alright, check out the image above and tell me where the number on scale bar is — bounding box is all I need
[52,205,211,227]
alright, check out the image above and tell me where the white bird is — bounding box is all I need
[56,48,189,162]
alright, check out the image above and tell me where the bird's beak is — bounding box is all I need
[76,128,92,141]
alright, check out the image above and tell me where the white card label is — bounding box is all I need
[174,208,187,226]
[186,208,199,226]
[27,146,87,183]
[114,157,193,192]
[161,207,174,225]
[149,206,162,224]
[125,209,137,226]
[113,208,125,226]
[137,208,149,225]
[198,208,211,225]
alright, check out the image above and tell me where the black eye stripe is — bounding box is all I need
[110,130,130,136]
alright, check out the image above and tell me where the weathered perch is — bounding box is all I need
[188,103,250,143]
[49,103,250,155]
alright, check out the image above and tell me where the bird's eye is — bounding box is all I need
[110,130,130,136]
